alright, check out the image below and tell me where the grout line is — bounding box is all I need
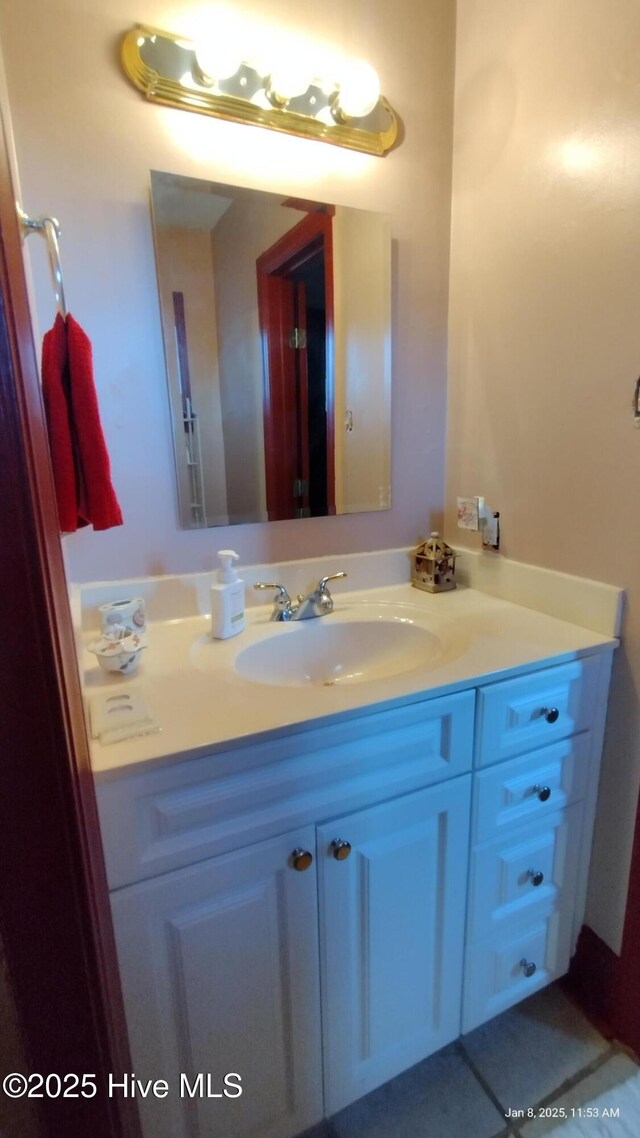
[479,1044,617,1138]
[326,1021,625,1138]
[454,1040,513,1132]
[490,1048,618,1138]
[528,1043,616,1111]
[458,1034,618,1136]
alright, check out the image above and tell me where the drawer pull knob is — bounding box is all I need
[520,958,537,978]
[527,869,545,887]
[541,706,560,723]
[291,848,313,872]
[330,838,352,861]
[534,784,552,802]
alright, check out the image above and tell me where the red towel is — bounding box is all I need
[41,313,78,532]
[41,313,123,532]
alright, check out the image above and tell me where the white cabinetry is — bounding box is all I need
[111,779,471,1137]
[100,651,613,1138]
[110,826,323,1138]
[463,803,584,1030]
[463,654,610,1032]
[318,777,470,1115]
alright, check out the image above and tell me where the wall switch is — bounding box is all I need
[457,496,482,530]
[482,511,500,551]
[457,495,500,550]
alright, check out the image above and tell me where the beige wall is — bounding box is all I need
[0,0,456,580]
[154,224,229,524]
[333,206,392,513]
[212,195,297,522]
[447,0,640,951]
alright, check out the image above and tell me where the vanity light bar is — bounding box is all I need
[121,25,399,157]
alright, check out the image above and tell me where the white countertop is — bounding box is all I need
[83,583,617,783]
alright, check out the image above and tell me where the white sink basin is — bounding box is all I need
[234,610,460,687]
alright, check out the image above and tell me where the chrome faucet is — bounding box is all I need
[253,582,295,621]
[254,572,348,622]
[295,572,348,619]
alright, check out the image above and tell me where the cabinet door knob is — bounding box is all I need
[541,706,559,723]
[330,838,352,861]
[520,958,537,978]
[527,869,545,887]
[291,848,313,871]
[534,784,552,802]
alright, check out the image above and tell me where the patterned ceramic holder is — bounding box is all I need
[89,626,147,675]
[99,597,146,636]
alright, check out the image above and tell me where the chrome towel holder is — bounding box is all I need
[16,204,67,318]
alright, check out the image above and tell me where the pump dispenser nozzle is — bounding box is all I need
[217,549,240,583]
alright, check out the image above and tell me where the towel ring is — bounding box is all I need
[17,205,67,318]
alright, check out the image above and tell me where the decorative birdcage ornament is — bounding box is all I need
[411,532,457,594]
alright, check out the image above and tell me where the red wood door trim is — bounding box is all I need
[294,279,310,513]
[323,220,336,515]
[258,211,330,276]
[0,106,140,1137]
[257,211,335,519]
[256,268,298,519]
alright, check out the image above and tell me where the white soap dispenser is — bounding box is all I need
[210,550,245,639]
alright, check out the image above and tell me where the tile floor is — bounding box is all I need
[302,984,639,1138]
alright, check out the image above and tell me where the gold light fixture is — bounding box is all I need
[121,25,399,157]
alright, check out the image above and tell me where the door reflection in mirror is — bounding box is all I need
[257,208,334,520]
[150,171,391,528]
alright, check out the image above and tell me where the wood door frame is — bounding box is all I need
[293,277,311,513]
[256,211,335,520]
[0,105,140,1136]
[256,266,299,520]
[566,787,640,1056]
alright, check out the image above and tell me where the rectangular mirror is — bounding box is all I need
[150,171,391,527]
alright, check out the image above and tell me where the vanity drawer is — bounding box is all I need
[97,690,475,890]
[466,802,583,941]
[476,656,601,767]
[472,734,590,843]
[462,901,573,1033]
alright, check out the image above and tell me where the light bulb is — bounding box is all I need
[336,60,380,119]
[195,42,241,86]
[267,60,311,104]
[314,105,335,126]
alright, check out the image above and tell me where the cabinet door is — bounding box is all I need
[317,775,471,1115]
[110,826,323,1138]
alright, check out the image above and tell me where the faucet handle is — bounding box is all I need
[313,571,347,615]
[253,581,291,602]
[318,571,348,594]
[253,582,293,621]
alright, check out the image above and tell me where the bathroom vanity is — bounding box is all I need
[85,572,619,1138]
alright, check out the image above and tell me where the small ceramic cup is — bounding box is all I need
[99,597,146,637]
[88,631,147,676]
